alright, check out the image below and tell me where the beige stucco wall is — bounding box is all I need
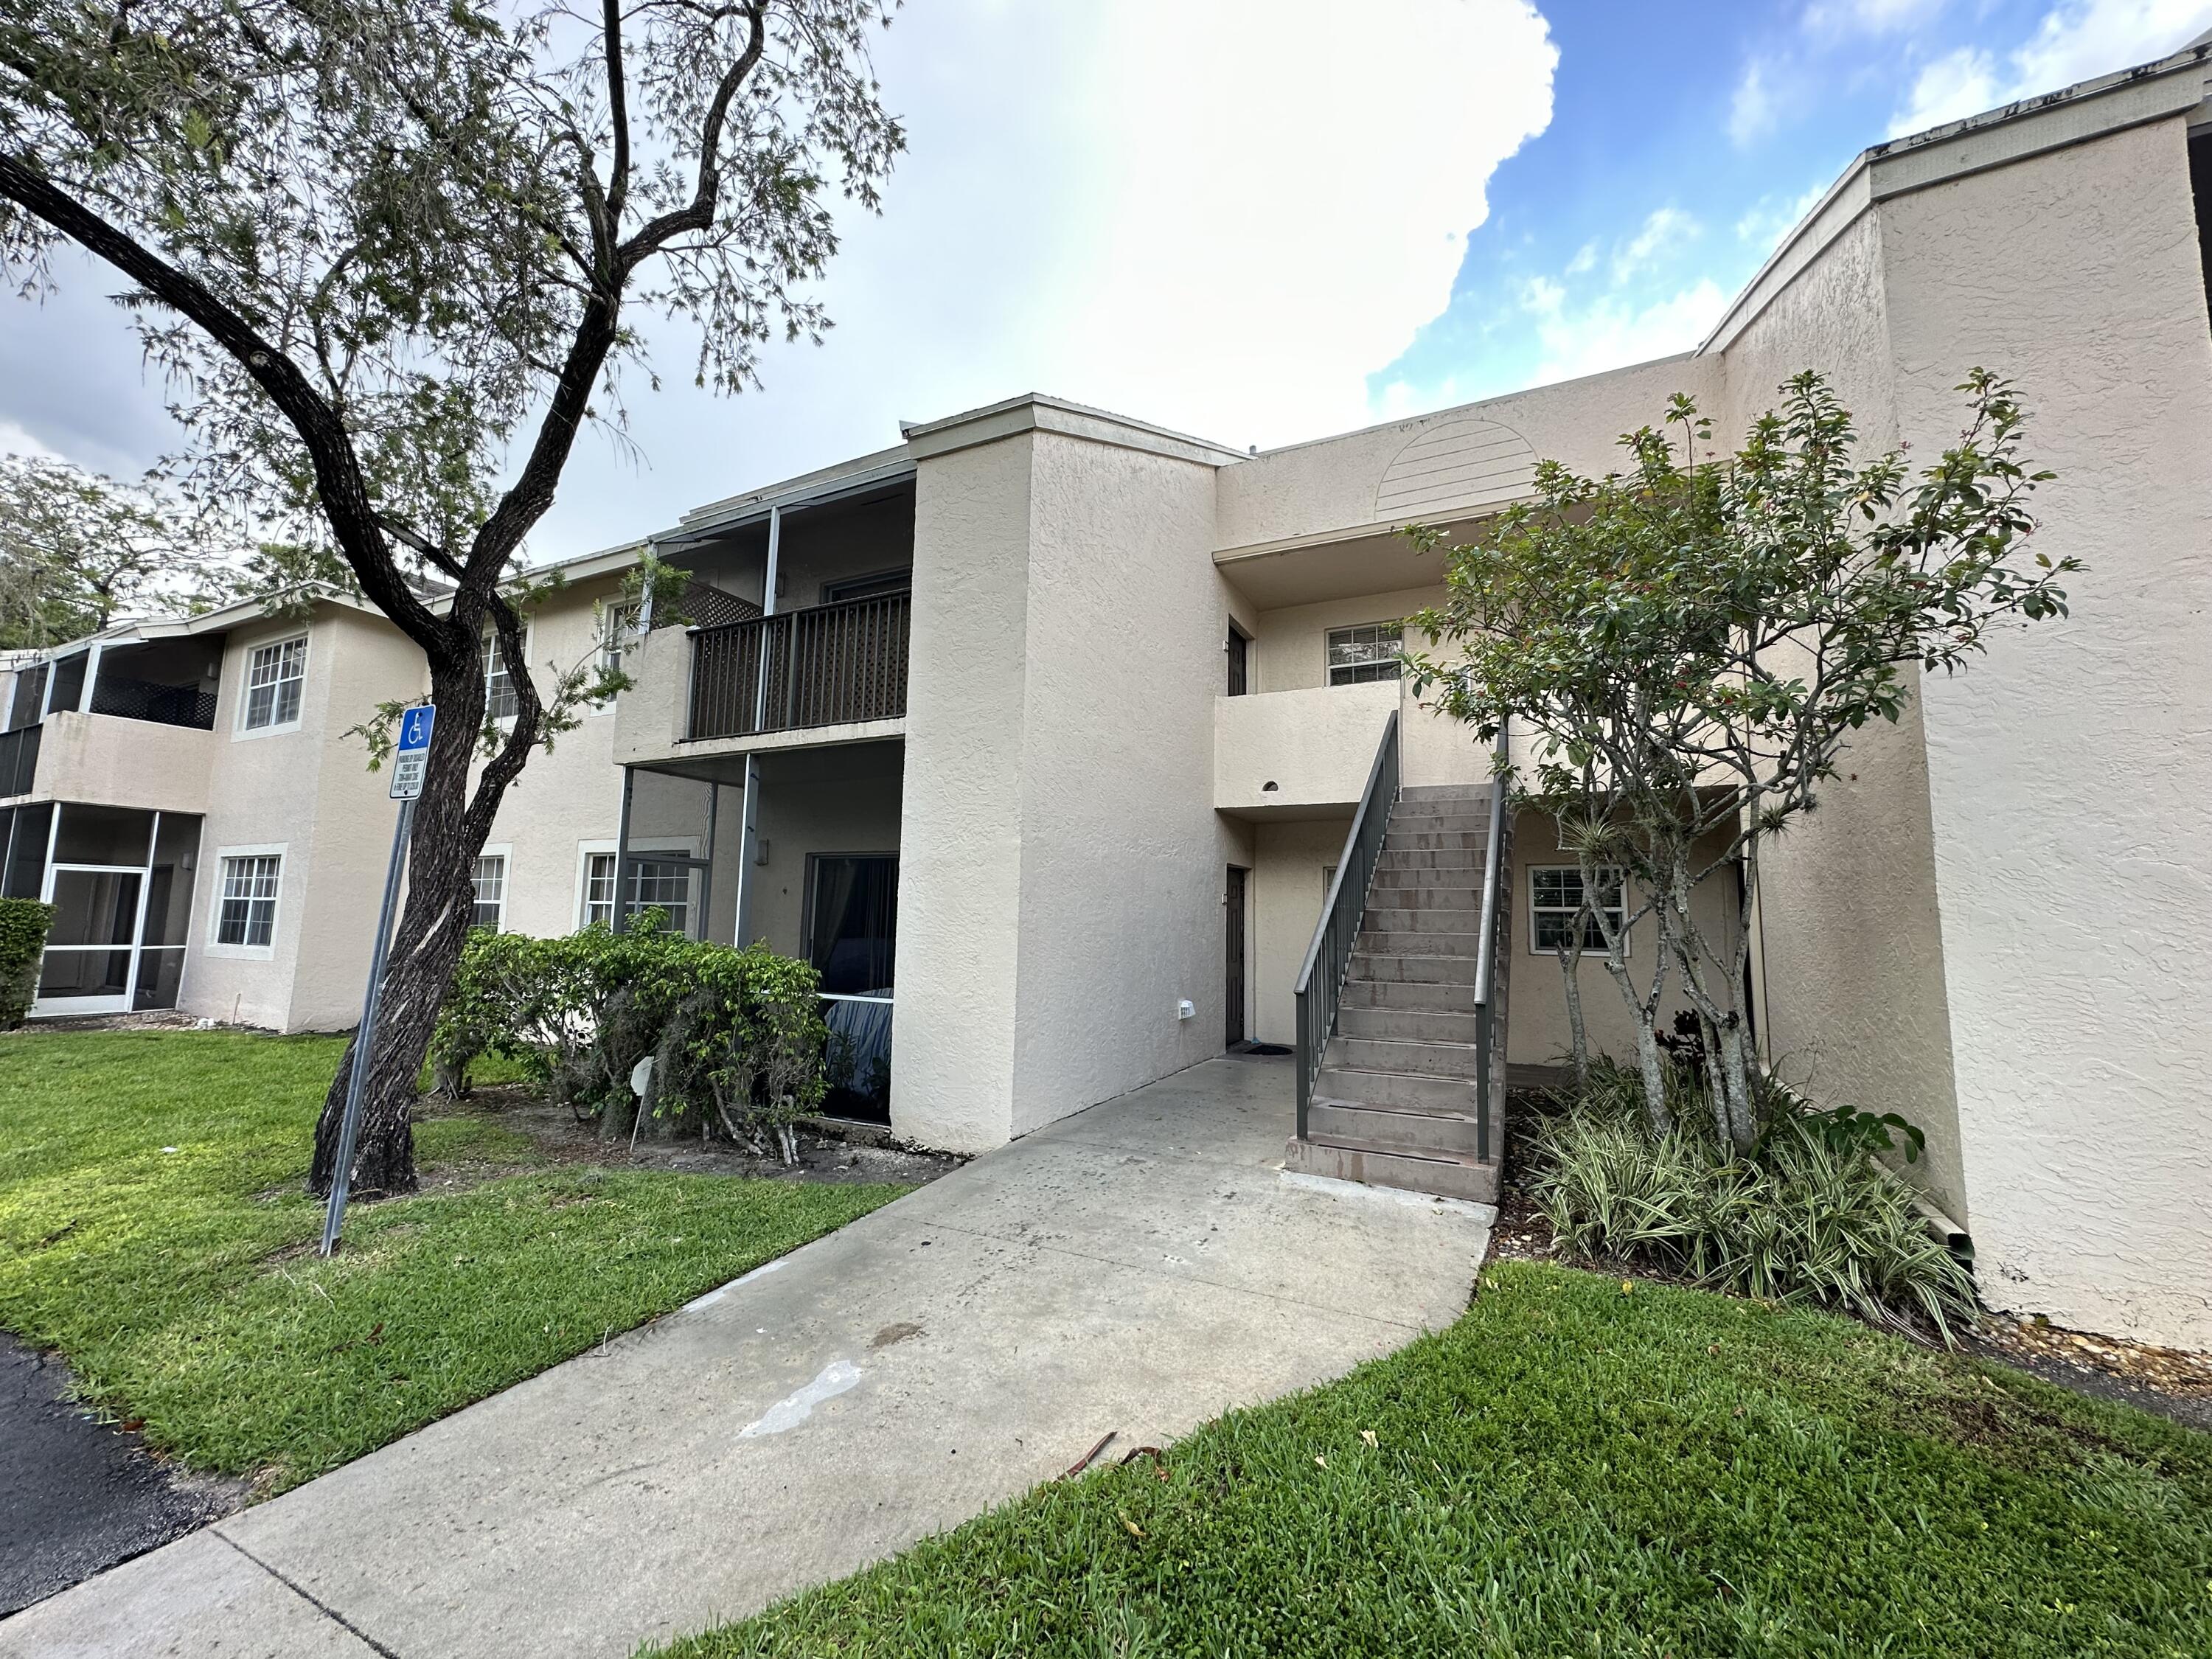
[21,712,215,815]
[1214,354,1724,553]
[1710,204,1974,1222]
[1874,116,2212,1346]
[1007,429,1231,1135]
[1214,682,1395,814]
[891,432,1034,1151]
[1249,815,1352,1047]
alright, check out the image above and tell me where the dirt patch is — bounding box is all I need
[417,1085,963,1190]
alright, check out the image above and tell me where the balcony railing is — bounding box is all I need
[688,590,910,741]
[0,723,38,798]
[88,675,219,731]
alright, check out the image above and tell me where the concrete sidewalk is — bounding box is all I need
[1,1056,1492,1659]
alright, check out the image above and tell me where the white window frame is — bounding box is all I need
[206,843,288,959]
[481,623,532,727]
[591,603,641,714]
[234,635,308,737]
[1325,620,1402,687]
[470,844,511,933]
[575,839,619,928]
[1529,864,1627,957]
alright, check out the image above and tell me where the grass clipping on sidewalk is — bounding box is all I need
[0,1030,905,1493]
[657,1262,2212,1659]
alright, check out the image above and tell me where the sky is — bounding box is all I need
[3,0,2209,564]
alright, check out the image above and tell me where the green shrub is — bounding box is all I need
[431,916,828,1161]
[0,897,55,1029]
[1528,1059,1977,1340]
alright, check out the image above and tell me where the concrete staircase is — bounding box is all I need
[1284,785,1506,1204]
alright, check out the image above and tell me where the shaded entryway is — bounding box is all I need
[1,1057,1492,1659]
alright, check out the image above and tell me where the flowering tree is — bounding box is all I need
[1408,371,2073,1147]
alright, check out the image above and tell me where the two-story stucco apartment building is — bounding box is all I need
[4,47,2208,1348]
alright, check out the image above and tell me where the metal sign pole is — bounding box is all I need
[321,703,434,1257]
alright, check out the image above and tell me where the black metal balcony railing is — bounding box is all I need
[88,675,220,730]
[0,723,38,798]
[688,591,910,741]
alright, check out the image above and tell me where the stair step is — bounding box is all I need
[1307,1099,1485,1159]
[1370,869,1482,897]
[1366,905,1484,932]
[1342,978,1475,1012]
[1349,951,1480,986]
[1388,811,1492,833]
[1377,847,1487,871]
[1338,1004,1484,1043]
[1283,1137,1499,1205]
[1326,1034,1481,1077]
[1314,1064,1480,1112]
[1399,785,1493,803]
[1357,928,1482,957]
[1384,830,1487,852]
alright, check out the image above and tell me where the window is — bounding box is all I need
[580,850,618,928]
[216,854,282,947]
[481,630,520,723]
[1326,622,1401,686]
[470,854,507,932]
[628,860,693,936]
[1531,865,1626,954]
[821,568,911,605]
[597,602,640,693]
[242,638,306,730]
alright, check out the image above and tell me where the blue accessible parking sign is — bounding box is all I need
[389,704,436,799]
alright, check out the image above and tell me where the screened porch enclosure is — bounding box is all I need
[613,740,903,1123]
[0,802,204,1015]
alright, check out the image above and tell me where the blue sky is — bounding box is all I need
[2,0,2207,561]
[1373,0,2212,411]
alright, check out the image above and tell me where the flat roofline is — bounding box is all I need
[900,392,1249,465]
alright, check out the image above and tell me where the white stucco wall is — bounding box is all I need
[1877,116,2212,1346]
[1250,815,1352,1047]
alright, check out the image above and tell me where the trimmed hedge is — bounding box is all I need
[0,897,55,1029]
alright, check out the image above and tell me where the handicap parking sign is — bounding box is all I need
[389,704,436,800]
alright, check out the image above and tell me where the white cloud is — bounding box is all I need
[0,420,64,462]
[2011,0,2212,90]
[1,1,1562,560]
[1611,206,1698,285]
[1729,59,1780,147]
[1891,1,2212,138]
[1518,274,1730,388]
[1891,46,2000,135]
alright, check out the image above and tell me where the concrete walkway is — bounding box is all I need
[1,1056,1492,1659]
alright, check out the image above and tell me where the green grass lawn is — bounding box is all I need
[657,1262,2212,1659]
[0,1029,907,1493]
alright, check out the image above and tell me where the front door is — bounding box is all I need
[1225,864,1248,1047]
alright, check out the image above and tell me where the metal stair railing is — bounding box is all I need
[1470,725,1509,1161]
[1292,709,1399,1141]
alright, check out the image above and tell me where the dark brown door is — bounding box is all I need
[1225,625,1250,696]
[1225,865,1248,1047]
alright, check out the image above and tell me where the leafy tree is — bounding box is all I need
[1408,371,2073,1149]
[0,1,902,1194]
[0,453,223,647]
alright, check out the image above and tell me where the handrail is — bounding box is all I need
[1293,709,1399,1139]
[1470,724,1510,1161]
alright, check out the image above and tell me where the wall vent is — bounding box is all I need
[1374,417,1537,523]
